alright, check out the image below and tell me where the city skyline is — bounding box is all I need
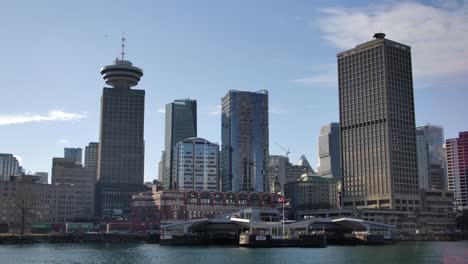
[1,1,467,182]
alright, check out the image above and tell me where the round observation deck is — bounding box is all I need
[100,59,143,88]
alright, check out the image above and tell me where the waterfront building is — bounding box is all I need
[96,41,146,217]
[318,123,342,179]
[34,172,49,184]
[64,148,83,165]
[130,190,160,223]
[84,142,99,176]
[416,125,446,190]
[0,154,20,181]
[338,33,420,210]
[173,137,219,191]
[446,132,468,210]
[163,99,197,190]
[284,172,339,210]
[52,158,95,220]
[152,189,276,223]
[0,179,78,228]
[297,189,456,233]
[221,90,269,193]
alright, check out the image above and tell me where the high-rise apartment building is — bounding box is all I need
[64,148,83,165]
[318,123,342,179]
[52,158,95,220]
[85,142,99,176]
[173,137,219,191]
[0,154,20,181]
[338,33,420,210]
[96,45,146,216]
[221,90,269,192]
[446,132,468,210]
[416,125,446,190]
[163,99,197,190]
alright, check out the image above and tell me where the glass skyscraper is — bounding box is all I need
[221,90,269,193]
[318,122,342,179]
[416,125,446,190]
[163,99,197,190]
[338,33,420,210]
[64,148,82,165]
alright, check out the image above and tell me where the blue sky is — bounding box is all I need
[1,0,467,182]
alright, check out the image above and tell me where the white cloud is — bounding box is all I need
[0,110,86,125]
[57,139,70,145]
[13,155,23,165]
[157,108,165,114]
[317,2,468,79]
[291,71,337,87]
[208,105,222,116]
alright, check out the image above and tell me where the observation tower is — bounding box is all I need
[100,35,143,89]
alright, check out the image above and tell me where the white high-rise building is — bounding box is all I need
[173,137,219,191]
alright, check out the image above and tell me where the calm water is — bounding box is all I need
[1,241,468,264]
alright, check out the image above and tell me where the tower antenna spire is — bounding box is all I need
[121,33,126,60]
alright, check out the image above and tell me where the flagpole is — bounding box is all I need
[282,197,285,239]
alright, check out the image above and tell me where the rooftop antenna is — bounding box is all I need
[121,33,126,60]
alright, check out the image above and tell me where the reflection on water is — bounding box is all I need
[0,241,467,264]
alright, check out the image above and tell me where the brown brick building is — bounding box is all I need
[131,187,277,224]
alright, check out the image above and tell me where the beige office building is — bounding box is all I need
[0,180,78,228]
[52,158,95,220]
[338,33,420,210]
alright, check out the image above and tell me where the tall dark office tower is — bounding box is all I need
[338,33,419,210]
[416,125,446,190]
[318,123,342,179]
[162,99,197,190]
[96,40,146,216]
[221,90,269,192]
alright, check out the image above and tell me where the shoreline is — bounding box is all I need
[0,234,156,245]
[1,233,467,245]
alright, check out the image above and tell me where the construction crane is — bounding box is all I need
[274,141,290,157]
